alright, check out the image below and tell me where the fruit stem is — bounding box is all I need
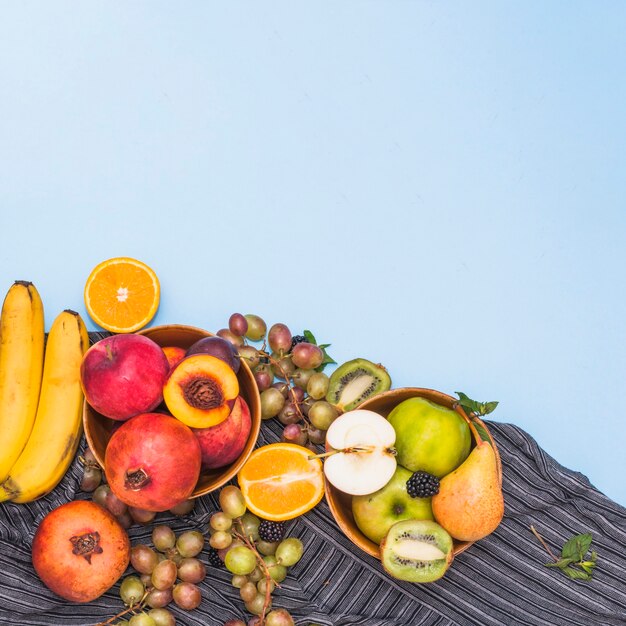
[530,525,559,563]
[307,446,375,461]
[95,588,150,626]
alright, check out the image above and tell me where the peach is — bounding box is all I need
[162,346,186,370]
[193,396,252,469]
[163,354,239,428]
[32,500,130,603]
[80,334,169,421]
[105,412,201,512]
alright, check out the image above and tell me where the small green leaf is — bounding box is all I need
[562,534,592,561]
[303,330,317,345]
[545,558,576,568]
[455,392,481,415]
[580,562,596,574]
[315,346,336,372]
[483,401,499,415]
[473,422,493,445]
[562,567,591,581]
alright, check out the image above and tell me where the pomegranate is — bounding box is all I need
[105,412,201,511]
[32,500,130,603]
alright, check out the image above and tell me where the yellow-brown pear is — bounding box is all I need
[431,438,504,542]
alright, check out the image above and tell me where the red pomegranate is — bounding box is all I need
[105,412,202,512]
[32,500,130,603]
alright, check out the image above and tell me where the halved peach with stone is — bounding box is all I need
[164,354,239,428]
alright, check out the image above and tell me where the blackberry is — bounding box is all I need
[406,471,440,498]
[290,335,308,350]
[206,547,223,567]
[258,520,286,543]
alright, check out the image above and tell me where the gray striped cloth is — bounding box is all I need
[1,346,625,625]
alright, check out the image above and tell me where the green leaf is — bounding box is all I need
[483,401,499,415]
[562,534,593,561]
[562,567,591,581]
[580,562,596,574]
[303,330,317,345]
[473,422,493,445]
[545,558,576,568]
[315,346,337,372]
[455,391,481,415]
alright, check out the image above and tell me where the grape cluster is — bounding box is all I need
[80,448,195,529]
[214,485,301,625]
[112,526,206,625]
[217,313,338,450]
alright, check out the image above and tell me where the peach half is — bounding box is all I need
[164,354,239,428]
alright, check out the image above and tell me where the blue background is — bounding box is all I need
[1,2,624,505]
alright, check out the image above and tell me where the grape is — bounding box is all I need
[240,512,260,541]
[247,566,263,583]
[256,540,279,556]
[257,578,275,595]
[217,328,245,347]
[308,401,339,430]
[224,621,246,626]
[229,313,249,337]
[254,371,272,392]
[290,387,305,403]
[276,538,303,567]
[131,545,159,574]
[177,530,205,557]
[263,556,287,582]
[265,609,295,626]
[244,314,267,341]
[218,538,244,562]
[129,507,156,525]
[307,426,326,445]
[239,581,258,603]
[172,582,202,610]
[245,593,270,616]
[92,484,110,507]
[116,511,134,530]
[238,345,260,369]
[129,614,156,626]
[300,396,315,417]
[282,424,308,447]
[268,323,292,353]
[209,530,232,550]
[82,447,98,465]
[277,401,300,425]
[231,574,248,588]
[152,526,177,552]
[219,485,247,518]
[248,619,262,626]
[225,546,257,575]
[168,499,195,516]
[260,388,285,420]
[151,560,178,590]
[105,490,128,516]
[177,557,207,583]
[120,576,145,606]
[144,587,173,609]
[80,467,102,492]
[148,608,176,626]
[291,343,323,369]
[271,354,296,379]
[307,372,330,400]
[293,368,314,390]
[115,621,130,626]
[140,573,152,587]
[271,381,290,397]
[210,511,233,532]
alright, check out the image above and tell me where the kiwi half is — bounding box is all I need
[380,519,453,583]
[325,358,391,411]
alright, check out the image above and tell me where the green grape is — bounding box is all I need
[307,372,330,400]
[225,546,257,575]
[257,578,275,595]
[152,526,176,552]
[239,581,258,603]
[240,512,260,542]
[260,388,286,420]
[209,530,233,550]
[129,615,156,626]
[148,608,176,626]
[276,538,304,567]
[151,560,178,590]
[238,345,260,369]
[244,314,267,341]
[308,401,339,430]
[262,556,287,582]
[245,593,270,616]
[271,354,296,379]
[119,576,145,606]
[255,540,279,556]
[293,368,314,390]
[177,557,207,584]
[219,485,247,518]
[231,574,249,588]
[130,545,159,575]
[144,587,173,609]
[114,621,130,626]
[172,582,202,610]
[265,609,295,626]
[176,530,205,557]
[247,566,263,583]
[217,328,245,347]
[210,511,233,532]
[169,499,195,516]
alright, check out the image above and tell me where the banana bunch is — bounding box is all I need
[0,282,89,504]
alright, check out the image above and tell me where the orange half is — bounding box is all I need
[84,257,160,333]
[237,443,324,521]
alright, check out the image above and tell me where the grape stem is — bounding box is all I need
[94,588,150,626]
[78,455,102,470]
[233,519,280,625]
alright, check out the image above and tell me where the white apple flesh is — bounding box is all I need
[324,410,397,496]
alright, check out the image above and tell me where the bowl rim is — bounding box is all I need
[82,323,262,498]
[323,386,502,559]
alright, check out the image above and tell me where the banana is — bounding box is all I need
[0,309,89,503]
[0,281,45,482]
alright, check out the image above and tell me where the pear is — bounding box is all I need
[431,438,504,542]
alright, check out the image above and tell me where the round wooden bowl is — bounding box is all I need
[324,387,502,559]
[83,324,262,498]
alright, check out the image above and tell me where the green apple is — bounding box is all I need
[388,397,471,477]
[352,466,433,544]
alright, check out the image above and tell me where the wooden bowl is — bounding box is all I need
[83,324,261,498]
[324,387,502,559]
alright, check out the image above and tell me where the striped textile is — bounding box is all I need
[1,344,625,625]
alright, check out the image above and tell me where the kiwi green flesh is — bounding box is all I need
[326,358,391,411]
[381,520,453,583]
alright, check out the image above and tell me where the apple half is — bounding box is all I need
[323,409,397,496]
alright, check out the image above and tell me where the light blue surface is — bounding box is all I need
[1,2,625,506]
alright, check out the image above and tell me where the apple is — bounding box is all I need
[193,396,252,469]
[80,334,169,421]
[352,466,434,544]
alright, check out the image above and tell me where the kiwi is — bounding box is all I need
[380,519,453,583]
[325,358,391,411]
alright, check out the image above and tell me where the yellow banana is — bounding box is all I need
[0,281,45,482]
[0,309,89,503]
